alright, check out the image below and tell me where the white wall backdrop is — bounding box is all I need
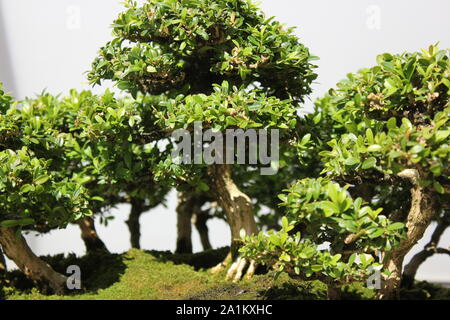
[0,0,449,282]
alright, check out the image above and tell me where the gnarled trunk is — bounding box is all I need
[0,245,6,274]
[126,198,145,249]
[176,191,196,254]
[0,226,67,294]
[77,217,108,254]
[208,164,258,257]
[378,169,439,299]
[193,211,212,251]
[402,218,449,288]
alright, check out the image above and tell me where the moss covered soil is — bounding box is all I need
[0,248,448,300]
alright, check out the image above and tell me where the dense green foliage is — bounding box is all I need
[89,0,317,101]
[0,89,168,230]
[89,0,317,190]
[242,178,404,285]
[317,46,449,193]
[241,45,450,291]
[0,0,448,300]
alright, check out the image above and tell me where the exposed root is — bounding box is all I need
[211,252,232,274]
[212,253,257,282]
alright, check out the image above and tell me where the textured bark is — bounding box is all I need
[0,245,6,274]
[176,191,196,254]
[126,198,145,249]
[208,164,258,257]
[402,218,449,288]
[77,217,108,254]
[0,226,67,294]
[378,169,439,299]
[193,211,212,251]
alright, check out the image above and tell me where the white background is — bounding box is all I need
[0,0,449,282]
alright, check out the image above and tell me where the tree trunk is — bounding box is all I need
[176,191,196,254]
[0,226,67,294]
[402,218,449,288]
[77,217,108,254]
[378,169,439,299]
[193,211,212,251]
[0,245,6,274]
[126,198,145,249]
[208,164,258,257]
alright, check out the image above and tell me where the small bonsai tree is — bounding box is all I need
[0,86,169,292]
[0,85,92,293]
[242,45,449,299]
[89,0,317,279]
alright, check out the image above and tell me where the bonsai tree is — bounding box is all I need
[0,86,169,292]
[0,85,93,293]
[89,0,317,279]
[241,45,449,299]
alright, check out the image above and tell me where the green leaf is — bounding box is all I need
[117,81,134,90]
[198,181,210,192]
[247,103,262,111]
[387,117,397,130]
[281,216,289,231]
[34,175,50,185]
[311,264,322,272]
[344,157,359,166]
[366,129,374,144]
[348,253,357,265]
[146,66,157,73]
[320,201,340,216]
[280,253,291,262]
[387,222,405,231]
[0,218,35,227]
[20,184,34,193]
[368,228,384,239]
[435,130,450,143]
[410,144,423,154]
[367,144,382,152]
[362,157,377,169]
[433,181,445,194]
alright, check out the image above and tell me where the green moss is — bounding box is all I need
[1,249,449,300]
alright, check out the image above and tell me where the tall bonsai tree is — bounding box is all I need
[242,45,449,299]
[89,0,317,279]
